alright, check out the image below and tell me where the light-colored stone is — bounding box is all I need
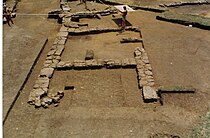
[57,61,66,68]
[34,77,50,88]
[35,98,41,107]
[44,60,53,65]
[122,58,130,67]
[129,58,137,66]
[86,59,98,66]
[47,50,56,56]
[143,86,158,100]
[145,64,152,71]
[46,56,53,60]
[42,97,53,104]
[142,59,150,64]
[145,70,153,76]
[58,38,67,45]
[68,28,76,33]
[40,68,54,78]
[57,31,68,37]
[60,26,68,32]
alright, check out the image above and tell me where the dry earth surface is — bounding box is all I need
[3,0,210,137]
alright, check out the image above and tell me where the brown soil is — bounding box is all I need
[3,0,210,138]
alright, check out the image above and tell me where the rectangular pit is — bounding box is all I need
[49,69,143,107]
[62,32,143,60]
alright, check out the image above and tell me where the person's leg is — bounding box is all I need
[6,16,11,26]
[122,17,126,30]
[84,0,87,9]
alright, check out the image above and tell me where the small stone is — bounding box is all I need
[140,80,148,87]
[63,61,73,68]
[145,64,152,71]
[54,103,59,107]
[145,70,153,76]
[68,28,76,33]
[44,60,53,65]
[136,64,143,69]
[147,82,155,86]
[43,63,51,68]
[129,58,137,66]
[57,61,66,68]
[142,59,149,64]
[135,50,142,57]
[54,56,61,61]
[54,45,65,56]
[52,59,59,64]
[52,96,60,103]
[97,59,105,67]
[47,50,56,56]
[122,58,130,67]
[86,59,98,67]
[46,56,53,60]
[42,97,53,104]
[35,98,41,107]
[58,90,64,95]
[85,49,94,60]
[73,60,86,68]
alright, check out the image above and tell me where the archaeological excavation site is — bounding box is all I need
[3,0,210,137]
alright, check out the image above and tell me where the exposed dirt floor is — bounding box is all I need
[3,0,210,138]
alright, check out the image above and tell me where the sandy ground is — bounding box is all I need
[3,0,210,137]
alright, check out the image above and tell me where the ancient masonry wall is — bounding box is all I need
[28,2,158,108]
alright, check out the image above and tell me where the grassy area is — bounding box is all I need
[191,112,210,138]
[157,12,210,30]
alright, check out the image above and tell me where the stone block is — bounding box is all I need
[56,61,66,68]
[97,59,105,67]
[47,50,56,56]
[134,50,142,57]
[129,58,137,66]
[59,38,67,45]
[142,59,150,64]
[57,32,68,37]
[143,86,158,102]
[40,68,54,78]
[60,26,68,32]
[54,56,61,61]
[68,28,76,33]
[145,64,152,71]
[85,59,100,69]
[44,60,53,65]
[63,61,73,69]
[145,70,153,76]
[33,77,50,89]
[46,56,53,60]
[85,49,94,60]
[120,37,143,43]
[122,58,130,68]
[54,45,65,56]
[73,60,86,69]
[43,63,51,68]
